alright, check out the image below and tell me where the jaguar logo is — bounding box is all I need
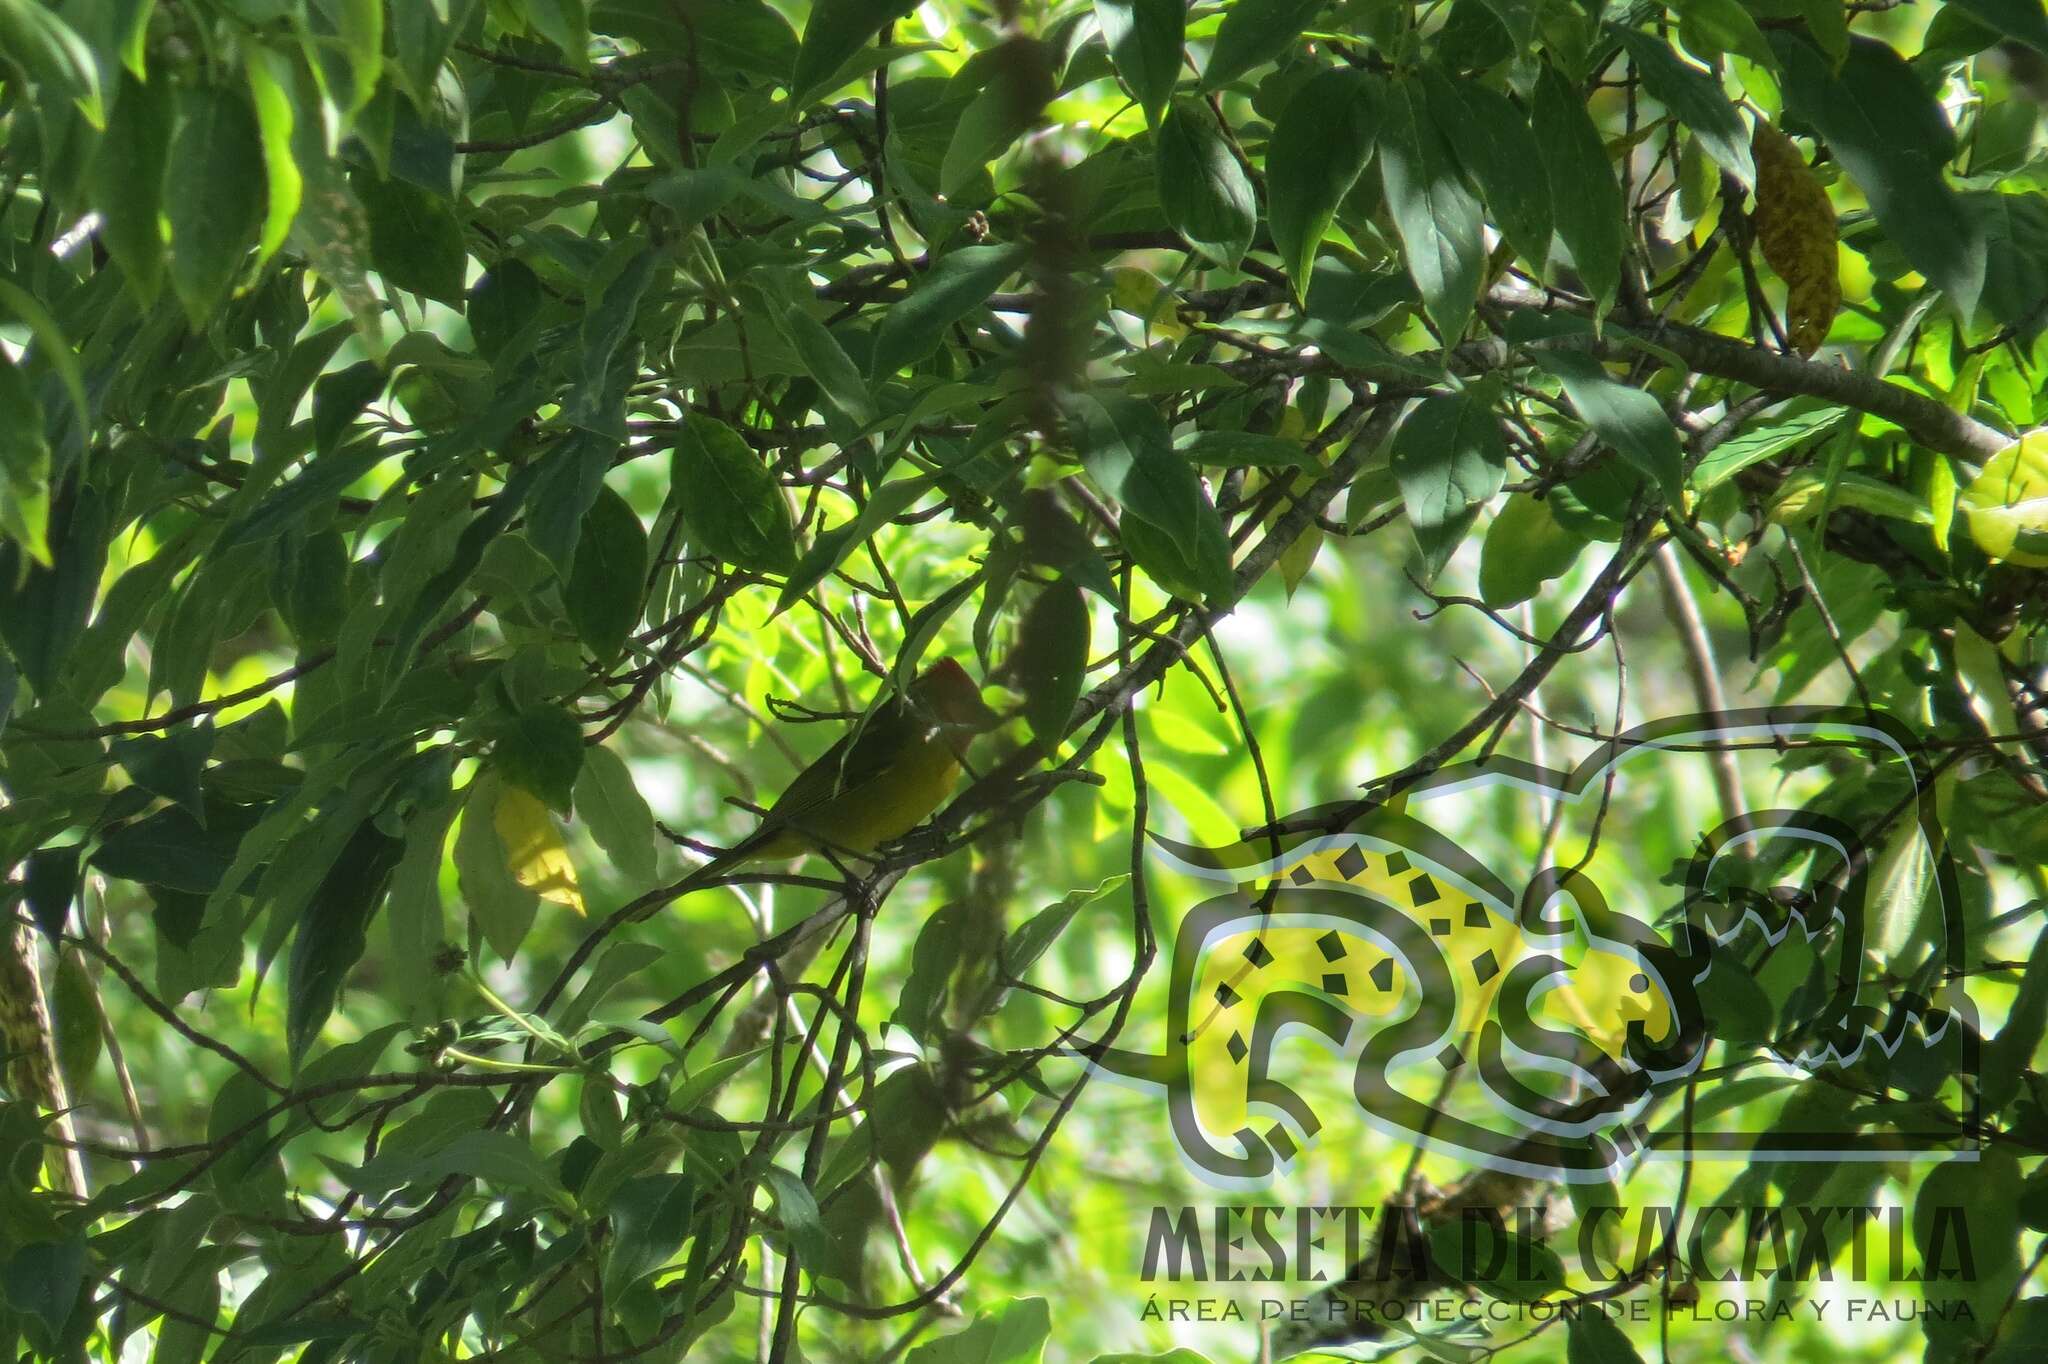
[1085,708,1978,1189]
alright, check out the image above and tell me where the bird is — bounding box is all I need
[680,657,1000,889]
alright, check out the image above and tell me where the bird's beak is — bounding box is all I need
[966,691,1004,732]
[937,679,1003,733]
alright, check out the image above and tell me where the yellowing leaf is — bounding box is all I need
[1961,429,2048,567]
[1108,266,1188,341]
[1750,119,1839,355]
[1769,469,1928,526]
[494,784,585,915]
[1278,521,1321,597]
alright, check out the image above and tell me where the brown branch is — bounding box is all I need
[1476,290,2012,461]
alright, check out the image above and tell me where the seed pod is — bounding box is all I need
[1749,120,1840,355]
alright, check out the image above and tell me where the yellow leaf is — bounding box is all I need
[1749,120,1839,356]
[1109,267,1188,342]
[1960,429,2048,567]
[494,784,585,915]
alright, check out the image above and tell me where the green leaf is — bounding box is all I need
[674,413,798,573]
[1155,98,1256,270]
[0,355,49,568]
[1964,189,2048,342]
[1120,514,1232,601]
[108,0,157,80]
[1426,1214,1568,1301]
[869,244,1027,377]
[1533,61,1625,316]
[383,792,453,1023]
[0,0,102,128]
[1673,0,1775,69]
[1771,32,1984,321]
[455,771,540,962]
[1985,921,2048,1111]
[646,164,747,229]
[332,1128,563,1197]
[147,1268,217,1364]
[92,809,242,893]
[467,259,545,361]
[1067,393,1234,599]
[1952,0,2048,54]
[1611,27,1753,188]
[1001,879,1124,992]
[313,359,387,456]
[1479,493,1586,608]
[790,0,920,107]
[1915,1150,2022,1319]
[1095,0,1183,126]
[164,86,266,326]
[557,939,662,1036]
[89,73,169,303]
[1268,68,1377,301]
[495,703,586,814]
[324,0,386,112]
[1,1236,85,1336]
[762,1167,837,1273]
[222,443,387,551]
[1695,941,1774,1044]
[1868,811,1935,960]
[1423,67,1552,274]
[775,473,935,614]
[1012,580,1089,749]
[354,170,467,305]
[287,820,402,1065]
[668,1045,769,1111]
[1175,430,1315,470]
[1987,1299,2048,1364]
[1065,393,1198,543]
[110,726,212,818]
[573,744,658,883]
[1379,75,1484,343]
[1392,391,1507,580]
[512,0,584,66]
[1201,0,1322,91]
[565,484,648,662]
[1566,1310,1645,1363]
[243,44,304,268]
[23,843,79,939]
[528,431,626,579]
[940,43,1054,199]
[578,248,660,419]
[1530,349,1684,506]
[904,1297,1052,1364]
[790,318,879,430]
[605,1173,697,1284]
[1689,401,1844,490]
[0,277,86,438]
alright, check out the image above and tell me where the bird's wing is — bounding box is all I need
[757,696,932,830]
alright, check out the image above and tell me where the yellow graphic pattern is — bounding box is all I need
[1179,843,1678,1146]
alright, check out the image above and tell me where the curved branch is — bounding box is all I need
[1478,295,2013,461]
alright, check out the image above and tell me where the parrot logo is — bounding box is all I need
[1083,707,1978,1190]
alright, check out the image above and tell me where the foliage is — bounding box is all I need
[0,0,2044,1362]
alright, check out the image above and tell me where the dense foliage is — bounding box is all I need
[2,0,2048,1360]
